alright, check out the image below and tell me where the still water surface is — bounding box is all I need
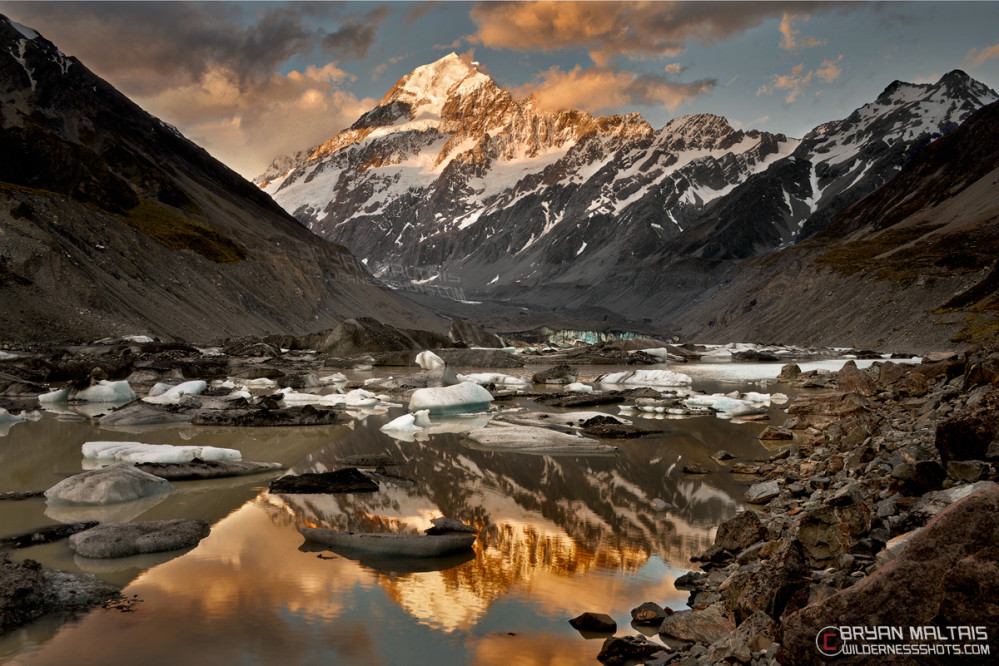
[0,361,819,665]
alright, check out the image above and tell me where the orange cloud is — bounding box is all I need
[468,1,823,65]
[779,13,826,52]
[757,55,843,104]
[518,65,714,113]
[964,43,999,68]
[138,63,374,177]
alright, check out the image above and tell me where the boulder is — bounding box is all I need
[44,463,174,505]
[796,501,872,568]
[745,480,780,504]
[630,601,671,626]
[898,480,996,531]
[658,602,736,644]
[69,519,211,558]
[569,611,617,633]
[683,464,711,474]
[890,460,946,494]
[758,425,793,441]
[708,610,777,663]
[781,484,999,664]
[531,364,579,385]
[935,395,999,463]
[734,538,810,623]
[191,404,342,427]
[597,635,663,665]
[714,511,768,552]
[777,364,801,383]
[836,360,878,397]
[787,392,868,419]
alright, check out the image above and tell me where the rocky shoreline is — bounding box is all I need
[590,347,999,665]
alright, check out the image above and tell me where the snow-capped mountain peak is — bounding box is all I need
[382,52,492,119]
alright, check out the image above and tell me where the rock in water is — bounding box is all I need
[630,601,671,626]
[425,517,477,534]
[745,480,780,504]
[1,552,120,633]
[597,635,663,665]
[134,460,283,481]
[658,602,736,644]
[44,463,174,505]
[531,364,579,385]
[268,468,379,494]
[69,520,211,558]
[569,612,617,633]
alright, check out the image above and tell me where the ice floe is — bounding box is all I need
[82,441,242,464]
[45,462,175,505]
[416,350,445,370]
[71,380,136,403]
[409,381,493,414]
[456,372,530,387]
[143,381,207,405]
[565,382,594,393]
[684,391,771,418]
[595,369,692,387]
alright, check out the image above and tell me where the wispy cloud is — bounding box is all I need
[778,13,826,52]
[517,65,714,113]
[758,55,844,103]
[964,43,999,68]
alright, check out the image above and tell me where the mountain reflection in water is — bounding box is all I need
[1,384,776,665]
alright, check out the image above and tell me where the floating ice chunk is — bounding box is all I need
[770,392,789,404]
[82,441,241,464]
[45,462,174,505]
[242,377,277,388]
[565,382,594,394]
[345,389,379,407]
[409,382,493,414]
[0,407,24,423]
[37,386,70,403]
[319,373,348,384]
[416,350,445,370]
[595,370,692,387]
[381,413,421,432]
[122,335,155,343]
[143,380,207,405]
[684,392,771,418]
[413,409,432,427]
[72,380,136,403]
[457,372,530,387]
[638,348,686,363]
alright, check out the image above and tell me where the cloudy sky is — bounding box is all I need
[4,1,997,178]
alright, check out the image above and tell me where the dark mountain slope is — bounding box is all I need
[671,100,999,352]
[0,16,444,343]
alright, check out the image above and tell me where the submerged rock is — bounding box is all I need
[597,635,663,666]
[135,460,283,481]
[45,463,174,505]
[531,364,579,385]
[0,552,120,633]
[631,601,671,626]
[1,522,98,549]
[569,611,617,633]
[69,519,211,558]
[268,468,379,494]
[191,404,342,427]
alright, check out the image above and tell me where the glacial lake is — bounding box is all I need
[0,359,862,665]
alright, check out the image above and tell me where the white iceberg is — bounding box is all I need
[241,377,277,388]
[456,372,530,387]
[0,407,24,423]
[82,441,241,464]
[684,392,771,418]
[565,382,594,394]
[319,373,348,384]
[38,387,70,403]
[71,380,136,403]
[143,380,207,405]
[416,350,445,370]
[595,370,692,387]
[410,382,493,414]
[380,409,432,432]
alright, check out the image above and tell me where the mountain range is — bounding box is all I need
[0,15,444,343]
[259,53,997,341]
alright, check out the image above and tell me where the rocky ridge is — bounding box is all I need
[588,348,999,665]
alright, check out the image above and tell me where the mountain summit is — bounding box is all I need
[258,56,996,333]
